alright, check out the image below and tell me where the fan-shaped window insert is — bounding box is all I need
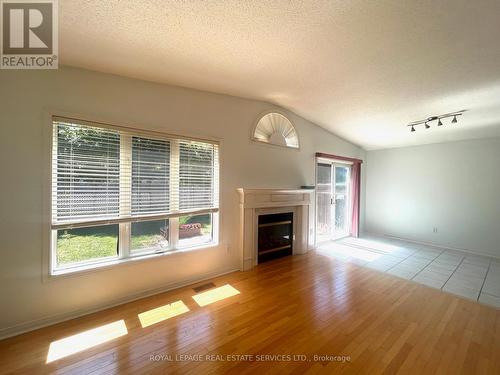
[253,113,299,149]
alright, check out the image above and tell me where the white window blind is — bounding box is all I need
[53,122,120,223]
[52,117,219,229]
[132,137,171,216]
[179,140,219,210]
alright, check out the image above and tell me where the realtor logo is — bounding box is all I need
[1,0,58,69]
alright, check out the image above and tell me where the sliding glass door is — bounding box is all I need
[316,161,351,243]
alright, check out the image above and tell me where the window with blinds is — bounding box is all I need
[51,117,219,273]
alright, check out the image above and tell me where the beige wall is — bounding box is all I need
[0,67,364,338]
[365,138,500,258]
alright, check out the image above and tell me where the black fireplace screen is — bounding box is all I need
[258,212,293,263]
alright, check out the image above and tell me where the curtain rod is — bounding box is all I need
[315,152,363,164]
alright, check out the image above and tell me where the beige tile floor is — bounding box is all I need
[316,235,500,309]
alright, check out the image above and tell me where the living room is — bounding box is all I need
[0,1,499,374]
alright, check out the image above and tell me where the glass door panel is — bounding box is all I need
[334,194,348,235]
[316,163,333,243]
[333,165,350,239]
[335,166,348,194]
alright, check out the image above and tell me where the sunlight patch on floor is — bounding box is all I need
[46,320,127,363]
[138,300,190,328]
[192,284,240,307]
[341,237,401,253]
[317,241,383,262]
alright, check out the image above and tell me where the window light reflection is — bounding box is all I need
[192,284,240,307]
[342,237,401,253]
[318,242,382,262]
[46,320,127,363]
[138,300,190,328]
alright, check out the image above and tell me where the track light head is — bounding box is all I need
[437,119,443,126]
[425,122,430,129]
[410,126,415,132]
[452,115,458,123]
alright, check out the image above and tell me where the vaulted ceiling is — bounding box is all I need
[60,0,500,149]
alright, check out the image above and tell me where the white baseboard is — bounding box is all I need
[0,267,239,341]
[364,231,500,260]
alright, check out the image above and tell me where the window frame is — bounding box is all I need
[250,110,301,151]
[45,113,221,277]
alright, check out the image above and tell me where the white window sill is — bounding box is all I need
[49,241,219,279]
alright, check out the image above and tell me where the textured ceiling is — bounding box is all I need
[60,0,500,149]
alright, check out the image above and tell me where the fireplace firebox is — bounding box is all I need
[257,212,293,263]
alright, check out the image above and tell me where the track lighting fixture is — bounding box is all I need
[407,110,466,133]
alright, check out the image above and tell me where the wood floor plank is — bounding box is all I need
[0,251,498,374]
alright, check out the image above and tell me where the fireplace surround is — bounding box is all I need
[237,188,313,270]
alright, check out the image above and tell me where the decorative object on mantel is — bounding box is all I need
[407,110,467,132]
[252,112,299,149]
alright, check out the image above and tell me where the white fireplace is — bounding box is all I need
[237,188,314,271]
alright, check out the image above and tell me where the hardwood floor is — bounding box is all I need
[0,250,499,374]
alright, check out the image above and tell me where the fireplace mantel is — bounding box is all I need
[237,188,313,270]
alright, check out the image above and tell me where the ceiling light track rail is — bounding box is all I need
[407,110,467,132]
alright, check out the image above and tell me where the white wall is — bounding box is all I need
[0,66,364,337]
[365,138,500,258]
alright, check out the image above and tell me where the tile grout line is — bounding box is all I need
[384,251,417,272]
[385,246,443,275]
[477,260,492,302]
[440,255,466,291]
[410,249,446,281]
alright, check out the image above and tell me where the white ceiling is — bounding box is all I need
[60,0,500,150]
